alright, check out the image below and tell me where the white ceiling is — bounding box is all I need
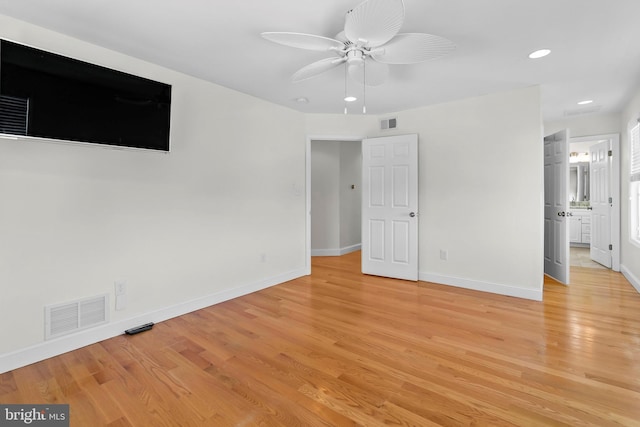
[1,0,639,121]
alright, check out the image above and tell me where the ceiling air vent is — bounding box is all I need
[563,105,602,117]
[45,294,109,340]
[380,117,397,130]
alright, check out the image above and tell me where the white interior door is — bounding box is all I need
[589,140,612,268]
[544,130,570,284]
[362,134,418,281]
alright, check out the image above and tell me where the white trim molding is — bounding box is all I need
[621,264,640,294]
[0,269,307,374]
[311,244,361,257]
[419,271,543,301]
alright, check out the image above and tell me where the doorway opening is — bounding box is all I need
[305,135,364,275]
[569,133,620,272]
[544,132,620,285]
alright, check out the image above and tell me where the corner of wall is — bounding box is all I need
[621,264,640,294]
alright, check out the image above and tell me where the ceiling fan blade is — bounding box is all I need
[372,33,456,64]
[344,0,405,47]
[292,57,347,82]
[348,59,389,86]
[261,32,344,52]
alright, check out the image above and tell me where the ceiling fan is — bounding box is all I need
[261,0,456,86]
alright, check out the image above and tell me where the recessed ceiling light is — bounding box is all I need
[528,49,551,59]
[577,100,593,105]
[344,96,357,102]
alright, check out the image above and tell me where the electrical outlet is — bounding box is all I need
[115,281,127,310]
[115,281,127,296]
[115,295,127,311]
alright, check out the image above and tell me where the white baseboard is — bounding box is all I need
[0,268,307,374]
[311,243,361,257]
[419,272,543,301]
[621,264,640,294]
[311,248,340,256]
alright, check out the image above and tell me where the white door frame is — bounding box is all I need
[305,134,365,275]
[570,133,620,271]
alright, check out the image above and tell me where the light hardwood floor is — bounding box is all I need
[1,252,639,426]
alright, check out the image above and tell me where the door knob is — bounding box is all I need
[557,211,565,217]
[409,212,416,217]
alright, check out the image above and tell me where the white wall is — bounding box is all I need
[0,15,307,371]
[399,86,544,298]
[310,142,340,252]
[306,113,379,137]
[620,87,640,291]
[309,87,545,299]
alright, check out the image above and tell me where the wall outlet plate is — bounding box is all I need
[115,281,127,296]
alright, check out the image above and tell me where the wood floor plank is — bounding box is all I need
[3,251,640,426]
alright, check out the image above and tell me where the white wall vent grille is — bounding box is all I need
[563,105,602,117]
[380,117,398,130]
[45,294,109,340]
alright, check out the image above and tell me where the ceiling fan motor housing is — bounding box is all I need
[346,49,365,64]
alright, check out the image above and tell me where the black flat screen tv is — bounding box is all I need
[0,39,171,151]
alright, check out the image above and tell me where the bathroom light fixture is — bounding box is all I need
[528,49,551,59]
[570,151,589,163]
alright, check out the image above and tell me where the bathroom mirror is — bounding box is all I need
[570,162,589,203]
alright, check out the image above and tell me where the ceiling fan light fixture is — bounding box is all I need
[262,0,455,112]
[528,49,551,59]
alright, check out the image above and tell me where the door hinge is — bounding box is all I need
[608,150,613,157]
[609,244,613,250]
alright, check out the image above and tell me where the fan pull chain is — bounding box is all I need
[362,59,367,114]
[344,61,348,115]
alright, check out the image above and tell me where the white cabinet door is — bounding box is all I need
[362,134,418,281]
[569,216,582,243]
